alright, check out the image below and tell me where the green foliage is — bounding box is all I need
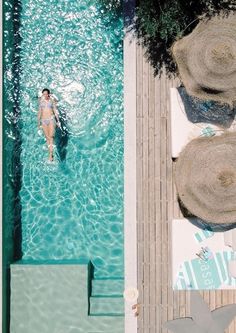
[97,0,235,75]
[135,0,236,76]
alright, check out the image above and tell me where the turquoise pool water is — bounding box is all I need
[4,0,124,278]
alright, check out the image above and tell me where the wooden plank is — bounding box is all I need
[137,117,143,225]
[148,64,156,332]
[204,291,210,318]
[142,49,150,333]
[185,291,190,317]
[179,291,186,318]
[149,223,156,332]
[137,238,144,329]
[161,121,168,332]
[137,44,143,119]
[222,288,227,308]
[154,75,161,223]
[148,66,155,223]
[154,72,161,224]
[227,290,234,333]
[172,163,178,219]
[153,68,162,333]
[142,48,149,225]
[165,76,174,324]
[173,290,180,321]
[148,122,155,223]
[148,64,156,333]
[148,65,155,119]
[209,290,216,312]
[137,43,144,332]
[215,290,222,309]
[231,291,236,333]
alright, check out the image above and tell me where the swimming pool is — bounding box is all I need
[3,2,125,331]
[4,0,124,280]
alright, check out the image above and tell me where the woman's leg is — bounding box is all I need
[48,122,55,161]
[42,124,53,160]
[42,124,50,147]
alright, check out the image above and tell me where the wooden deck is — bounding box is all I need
[136,44,236,333]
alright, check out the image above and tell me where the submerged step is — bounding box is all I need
[89,297,124,316]
[91,279,124,297]
[10,263,90,333]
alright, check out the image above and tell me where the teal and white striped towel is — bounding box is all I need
[174,251,236,290]
[194,229,214,243]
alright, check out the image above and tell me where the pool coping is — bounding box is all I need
[0,0,2,331]
[124,25,137,333]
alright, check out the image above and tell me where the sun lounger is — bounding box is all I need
[224,229,236,251]
[224,226,236,279]
[228,260,236,278]
[170,88,224,158]
[172,218,236,289]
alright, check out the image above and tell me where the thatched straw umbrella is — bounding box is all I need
[172,12,236,105]
[175,132,236,225]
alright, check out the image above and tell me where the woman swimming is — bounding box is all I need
[38,88,60,161]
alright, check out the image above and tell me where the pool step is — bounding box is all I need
[91,278,124,297]
[89,296,124,316]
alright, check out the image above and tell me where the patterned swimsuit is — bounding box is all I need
[40,99,55,126]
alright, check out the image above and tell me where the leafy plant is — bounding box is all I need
[135,0,236,76]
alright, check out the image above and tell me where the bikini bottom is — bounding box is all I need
[41,116,55,126]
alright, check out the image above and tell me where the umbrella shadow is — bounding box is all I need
[178,197,236,232]
[55,107,69,162]
[177,86,236,128]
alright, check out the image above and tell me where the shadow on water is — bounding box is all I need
[55,107,69,162]
[3,0,23,332]
[98,0,135,29]
[12,0,23,262]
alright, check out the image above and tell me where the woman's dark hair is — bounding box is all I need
[42,88,50,94]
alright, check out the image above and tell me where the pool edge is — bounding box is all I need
[124,26,137,333]
[0,0,3,331]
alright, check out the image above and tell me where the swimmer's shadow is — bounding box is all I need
[55,110,69,162]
